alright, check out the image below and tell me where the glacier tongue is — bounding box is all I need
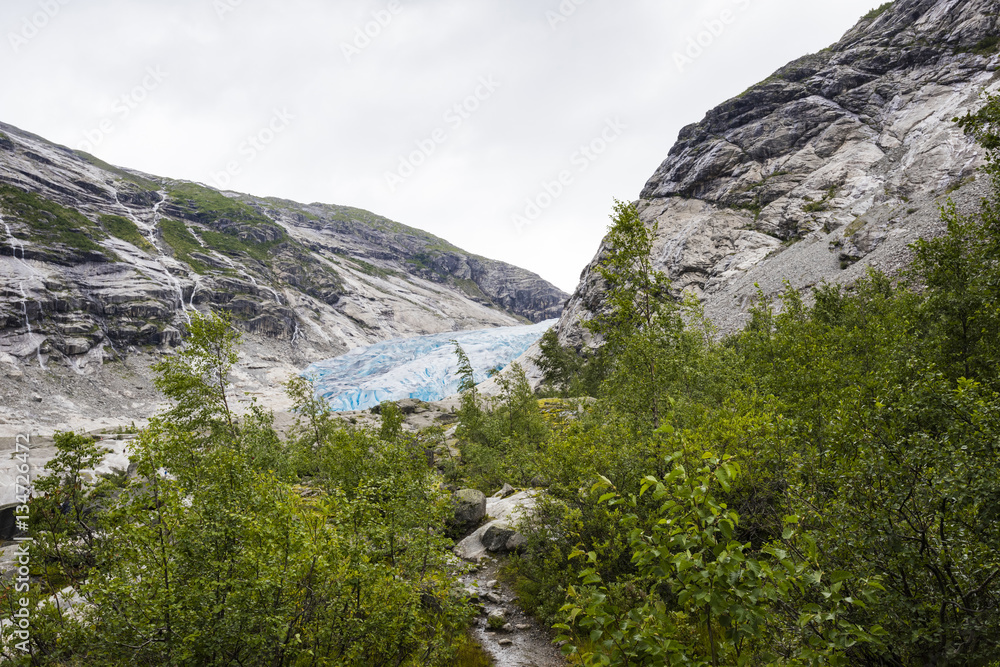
[303,320,556,411]
[302,320,558,411]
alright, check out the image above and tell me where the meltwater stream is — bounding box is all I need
[303,319,556,411]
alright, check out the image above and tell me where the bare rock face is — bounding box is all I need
[454,491,537,562]
[452,489,488,533]
[559,0,1000,345]
[0,124,566,412]
[0,125,566,429]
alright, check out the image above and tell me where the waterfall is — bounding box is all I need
[16,281,45,369]
[114,189,191,324]
[3,221,25,260]
[2,211,45,368]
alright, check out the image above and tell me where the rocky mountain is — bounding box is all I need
[0,122,566,431]
[557,0,1000,348]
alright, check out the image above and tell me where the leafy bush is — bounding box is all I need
[100,214,155,253]
[0,184,110,257]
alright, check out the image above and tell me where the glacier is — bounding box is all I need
[302,320,556,411]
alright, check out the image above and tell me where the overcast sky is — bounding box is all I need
[1,0,884,293]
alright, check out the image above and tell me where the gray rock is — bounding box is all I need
[482,524,518,552]
[454,491,538,562]
[555,0,1000,347]
[487,611,506,630]
[498,639,513,646]
[452,489,487,532]
[528,475,549,488]
[493,483,516,499]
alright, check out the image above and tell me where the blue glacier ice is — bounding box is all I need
[302,320,556,411]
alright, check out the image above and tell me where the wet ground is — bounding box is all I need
[461,559,567,667]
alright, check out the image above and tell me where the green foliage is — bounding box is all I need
[453,277,490,301]
[168,181,272,228]
[159,217,209,272]
[5,312,472,666]
[558,456,882,666]
[29,432,113,593]
[200,227,282,262]
[379,400,405,441]
[863,2,893,20]
[961,35,1000,56]
[585,201,722,433]
[346,256,395,278]
[802,185,838,213]
[503,108,1000,665]
[100,214,155,253]
[0,183,110,257]
[456,361,549,492]
[535,328,605,397]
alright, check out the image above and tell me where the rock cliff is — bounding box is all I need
[0,122,566,430]
[0,122,566,362]
[557,0,1000,347]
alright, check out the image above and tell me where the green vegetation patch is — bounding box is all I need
[803,185,838,213]
[200,228,281,263]
[863,2,894,20]
[947,174,977,194]
[168,182,274,228]
[100,214,155,253]
[74,151,159,191]
[321,203,465,254]
[160,218,209,272]
[454,277,490,301]
[346,256,396,278]
[0,183,108,255]
[843,215,867,237]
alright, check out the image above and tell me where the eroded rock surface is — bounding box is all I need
[0,123,566,428]
[455,491,537,562]
[559,0,1000,345]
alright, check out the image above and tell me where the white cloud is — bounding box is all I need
[0,0,885,292]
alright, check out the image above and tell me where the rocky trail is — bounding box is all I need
[461,559,566,667]
[450,486,567,666]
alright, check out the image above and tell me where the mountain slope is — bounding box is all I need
[0,121,566,363]
[0,122,566,431]
[557,0,1000,348]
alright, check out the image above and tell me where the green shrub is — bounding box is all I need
[0,183,110,256]
[863,2,893,20]
[100,214,155,253]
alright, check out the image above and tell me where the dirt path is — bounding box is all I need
[461,559,567,667]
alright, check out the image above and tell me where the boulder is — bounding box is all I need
[454,491,537,562]
[451,489,486,532]
[482,525,518,552]
[493,483,516,499]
